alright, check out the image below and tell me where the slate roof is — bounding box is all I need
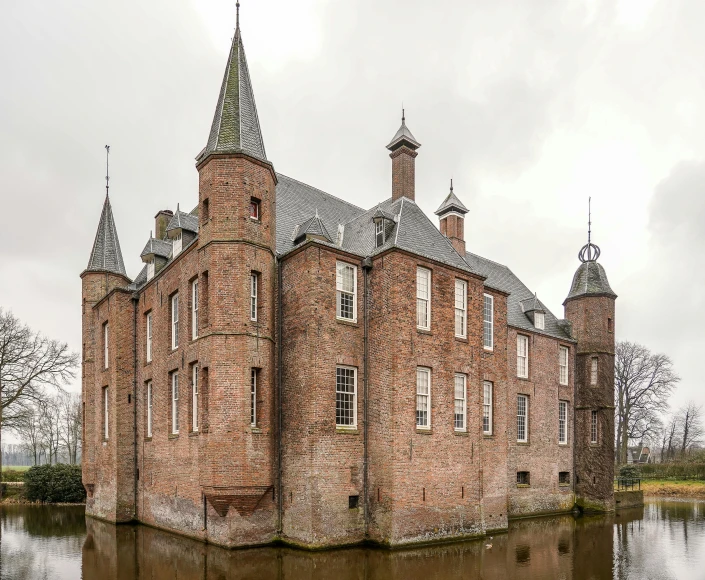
[386,116,421,151]
[166,209,199,235]
[199,25,267,162]
[565,260,617,302]
[520,295,546,313]
[464,252,573,341]
[294,214,333,243]
[435,184,469,216]
[86,194,127,277]
[140,237,172,260]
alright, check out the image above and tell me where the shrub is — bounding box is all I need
[619,465,641,479]
[1,469,25,483]
[24,464,86,503]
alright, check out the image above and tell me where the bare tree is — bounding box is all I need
[615,341,680,464]
[13,402,46,466]
[58,392,82,464]
[676,401,704,457]
[0,309,78,482]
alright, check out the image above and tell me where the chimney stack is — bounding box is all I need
[154,210,174,240]
[386,110,421,202]
[435,180,469,256]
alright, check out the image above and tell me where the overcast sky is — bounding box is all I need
[1,0,702,418]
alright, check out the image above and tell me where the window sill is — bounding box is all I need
[249,218,261,224]
[516,484,531,488]
[483,347,494,353]
[144,437,152,442]
[189,431,199,437]
[483,434,494,439]
[454,431,469,437]
[336,427,359,434]
[517,441,530,446]
[517,376,530,381]
[250,427,263,434]
[336,318,359,327]
[416,329,432,335]
[168,434,179,440]
[416,429,432,435]
[454,336,468,343]
[558,483,571,488]
[558,443,569,447]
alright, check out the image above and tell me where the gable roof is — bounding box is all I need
[294,214,333,243]
[166,209,199,235]
[140,237,172,260]
[86,194,127,277]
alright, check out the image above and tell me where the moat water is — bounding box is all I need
[1,501,704,579]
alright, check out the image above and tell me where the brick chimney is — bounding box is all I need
[386,110,421,202]
[154,210,174,240]
[435,180,469,256]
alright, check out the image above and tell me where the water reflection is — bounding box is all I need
[2,501,704,579]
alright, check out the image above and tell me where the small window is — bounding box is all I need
[559,346,568,385]
[590,357,598,385]
[336,262,357,322]
[172,232,183,257]
[348,495,359,509]
[517,394,528,442]
[559,471,570,485]
[591,410,598,444]
[171,293,179,350]
[517,335,529,378]
[608,317,613,332]
[172,372,179,434]
[336,366,357,428]
[146,312,153,363]
[454,374,466,431]
[192,280,199,339]
[416,367,431,429]
[202,198,210,223]
[483,381,493,435]
[103,322,109,369]
[517,471,530,486]
[455,279,467,338]
[147,259,155,281]
[416,267,431,330]
[251,368,258,427]
[250,198,260,220]
[483,294,493,349]
[103,386,109,440]
[534,311,545,330]
[250,273,258,321]
[192,365,199,432]
[146,381,153,438]
[375,219,385,247]
[559,400,568,444]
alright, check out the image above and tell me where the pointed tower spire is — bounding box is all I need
[200,3,267,163]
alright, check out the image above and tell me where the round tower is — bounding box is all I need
[563,224,617,512]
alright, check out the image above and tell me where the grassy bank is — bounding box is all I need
[641,479,705,498]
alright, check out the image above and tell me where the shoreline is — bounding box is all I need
[639,479,705,499]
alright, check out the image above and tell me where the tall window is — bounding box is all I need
[559,400,568,444]
[375,220,385,247]
[590,357,598,385]
[250,273,258,321]
[454,374,466,431]
[335,366,357,428]
[192,366,199,432]
[416,268,431,330]
[483,294,493,349]
[172,372,179,434]
[534,312,545,330]
[251,369,258,427]
[517,335,529,378]
[517,394,528,442]
[146,312,153,363]
[336,262,357,322]
[171,293,179,350]
[559,346,568,385]
[483,381,493,435]
[147,259,155,281]
[416,367,431,429]
[146,381,153,438]
[103,322,109,369]
[591,410,598,444]
[103,387,109,440]
[455,279,467,338]
[192,280,199,339]
[172,232,183,257]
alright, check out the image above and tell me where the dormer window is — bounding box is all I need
[147,259,155,281]
[534,312,545,330]
[375,219,385,247]
[172,233,183,257]
[250,198,260,220]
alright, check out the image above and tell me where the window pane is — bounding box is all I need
[483,295,493,348]
[483,381,493,435]
[455,280,466,337]
[336,367,356,426]
[559,401,567,444]
[454,374,466,430]
[336,263,356,320]
[517,395,528,442]
[416,368,430,428]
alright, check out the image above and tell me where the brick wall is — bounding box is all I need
[390,146,417,202]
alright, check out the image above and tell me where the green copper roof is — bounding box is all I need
[201,25,267,162]
[565,260,617,302]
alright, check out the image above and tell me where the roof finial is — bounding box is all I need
[105,145,110,197]
[450,178,453,192]
[578,196,600,263]
[236,1,240,30]
[402,105,405,123]
[588,196,592,245]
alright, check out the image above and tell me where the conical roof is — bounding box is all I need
[435,181,468,216]
[86,194,127,276]
[386,113,421,151]
[564,260,617,303]
[200,23,267,162]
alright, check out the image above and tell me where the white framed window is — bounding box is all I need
[517,394,528,443]
[336,261,357,322]
[483,381,493,435]
[517,335,529,378]
[336,366,357,428]
[455,279,467,338]
[534,311,545,330]
[375,220,385,247]
[559,346,568,385]
[249,198,260,220]
[147,259,155,281]
[172,232,182,257]
[146,381,153,438]
[559,400,568,444]
[591,410,598,444]
[172,372,179,434]
[103,322,109,369]
[250,273,258,321]
[103,387,109,440]
[590,357,598,385]
[192,366,199,432]
[171,293,179,350]
[192,280,199,339]
[454,374,466,431]
[483,294,493,350]
[251,369,258,427]
[416,267,431,330]
[416,367,431,429]
[146,312,152,363]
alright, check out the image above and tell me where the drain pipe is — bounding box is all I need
[362,256,373,536]
[277,258,284,535]
[131,293,139,521]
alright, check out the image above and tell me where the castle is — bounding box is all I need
[81,10,617,549]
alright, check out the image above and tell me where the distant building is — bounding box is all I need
[627,446,651,464]
[81,11,617,548]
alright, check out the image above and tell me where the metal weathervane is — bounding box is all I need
[578,196,601,263]
[105,145,110,197]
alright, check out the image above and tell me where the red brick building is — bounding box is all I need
[81,13,617,548]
